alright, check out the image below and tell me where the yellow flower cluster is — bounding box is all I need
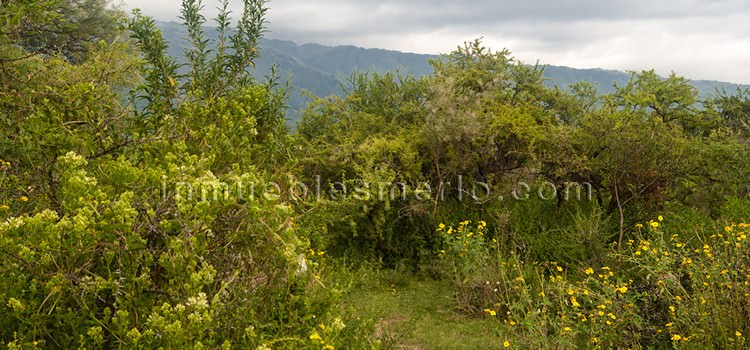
[435,220,488,259]
[308,319,344,350]
[487,218,750,348]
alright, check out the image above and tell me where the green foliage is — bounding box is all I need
[129,0,289,170]
[0,1,350,348]
[0,0,124,63]
[0,37,139,215]
[3,0,750,346]
[293,38,750,347]
[446,219,750,348]
[435,220,490,279]
[714,87,750,135]
[502,199,611,264]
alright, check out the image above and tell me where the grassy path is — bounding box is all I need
[346,276,505,349]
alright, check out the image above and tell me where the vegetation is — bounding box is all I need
[156,22,747,126]
[2,0,750,348]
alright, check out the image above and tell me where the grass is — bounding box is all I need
[344,271,504,349]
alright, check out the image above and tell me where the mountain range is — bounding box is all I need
[155,21,748,124]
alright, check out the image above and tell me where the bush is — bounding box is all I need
[435,220,490,280]
[453,217,750,348]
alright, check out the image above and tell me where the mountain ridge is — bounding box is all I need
[154,21,748,123]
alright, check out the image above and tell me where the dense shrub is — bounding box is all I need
[3,0,750,347]
[451,218,750,348]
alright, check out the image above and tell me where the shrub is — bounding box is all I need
[451,217,750,348]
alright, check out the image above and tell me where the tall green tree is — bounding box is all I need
[1,0,124,63]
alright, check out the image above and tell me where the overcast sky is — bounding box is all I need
[120,0,750,84]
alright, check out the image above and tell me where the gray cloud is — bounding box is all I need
[121,0,750,83]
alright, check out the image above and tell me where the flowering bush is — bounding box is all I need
[436,220,490,278]
[618,220,750,348]
[447,217,750,348]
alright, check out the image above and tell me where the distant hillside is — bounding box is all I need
[155,21,748,124]
[253,39,435,120]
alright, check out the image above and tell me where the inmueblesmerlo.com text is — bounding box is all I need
[161,175,594,204]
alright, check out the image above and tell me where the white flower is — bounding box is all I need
[187,292,208,309]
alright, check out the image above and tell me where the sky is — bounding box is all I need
[120,0,750,84]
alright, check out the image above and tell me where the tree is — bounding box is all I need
[128,0,289,171]
[1,0,124,63]
[713,87,750,136]
[0,1,325,348]
[0,10,138,214]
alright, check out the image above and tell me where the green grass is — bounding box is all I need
[344,272,505,349]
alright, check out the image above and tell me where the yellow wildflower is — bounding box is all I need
[737,331,743,337]
[658,215,664,221]
[503,340,511,348]
[671,334,682,341]
[20,196,28,202]
[585,267,594,275]
[323,345,334,350]
[309,332,322,341]
[570,296,580,308]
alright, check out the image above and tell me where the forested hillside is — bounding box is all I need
[3,1,750,349]
[155,21,748,125]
